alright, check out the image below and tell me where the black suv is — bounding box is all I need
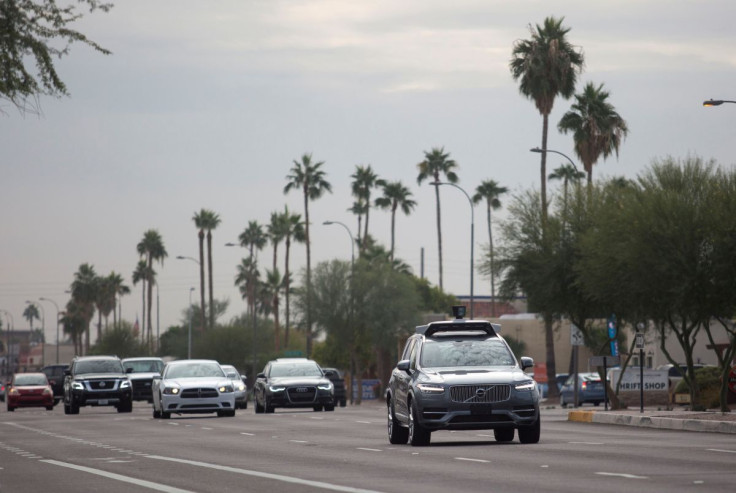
[63,356,133,414]
[41,364,69,405]
[386,306,540,446]
[322,367,347,407]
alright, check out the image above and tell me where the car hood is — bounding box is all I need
[163,377,230,388]
[128,372,162,380]
[267,376,329,386]
[418,367,531,385]
[75,373,128,380]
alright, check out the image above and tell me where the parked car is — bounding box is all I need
[386,306,540,446]
[63,355,133,414]
[321,367,347,407]
[220,364,248,409]
[122,357,165,403]
[41,364,69,405]
[253,358,334,413]
[151,359,236,419]
[559,372,606,408]
[6,373,54,411]
[0,379,7,402]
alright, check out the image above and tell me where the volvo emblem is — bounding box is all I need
[475,388,485,398]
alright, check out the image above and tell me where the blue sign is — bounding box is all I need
[610,340,619,357]
[607,314,617,340]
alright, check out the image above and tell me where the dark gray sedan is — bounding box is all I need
[386,307,540,446]
[253,358,334,413]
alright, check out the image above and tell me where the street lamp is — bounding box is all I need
[176,255,200,265]
[530,147,580,172]
[39,298,60,364]
[429,183,475,319]
[703,99,736,107]
[188,287,195,359]
[323,220,356,404]
[26,301,45,367]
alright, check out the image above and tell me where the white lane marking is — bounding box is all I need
[569,441,604,445]
[596,472,648,480]
[201,427,213,431]
[476,434,494,438]
[455,457,489,463]
[310,417,324,420]
[694,481,705,484]
[290,440,308,444]
[541,465,549,468]
[167,423,179,426]
[41,459,194,493]
[356,421,372,424]
[707,448,736,454]
[356,448,382,452]
[146,455,386,493]
[240,432,255,436]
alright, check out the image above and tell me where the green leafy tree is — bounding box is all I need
[0,0,112,115]
[416,147,459,291]
[136,229,167,348]
[558,82,629,186]
[473,180,508,316]
[90,321,144,358]
[284,153,332,357]
[375,180,416,261]
[510,16,584,224]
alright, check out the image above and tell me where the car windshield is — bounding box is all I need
[221,366,239,377]
[13,374,47,386]
[269,363,322,377]
[420,339,515,368]
[123,359,164,373]
[165,362,225,379]
[75,359,124,374]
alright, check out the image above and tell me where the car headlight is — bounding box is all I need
[120,380,131,389]
[71,382,84,391]
[269,385,286,392]
[515,380,536,391]
[9,388,19,396]
[317,382,333,391]
[236,384,245,391]
[416,383,445,394]
[163,387,180,395]
[218,385,234,393]
[43,388,53,396]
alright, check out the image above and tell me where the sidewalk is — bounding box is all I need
[567,407,736,434]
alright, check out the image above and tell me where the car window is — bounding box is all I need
[401,338,416,361]
[269,363,322,378]
[13,374,47,386]
[74,359,124,374]
[165,362,225,379]
[124,360,164,373]
[420,339,515,368]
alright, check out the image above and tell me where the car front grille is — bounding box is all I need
[180,388,219,399]
[450,384,511,403]
[287,386,316,403]
[87,380,119,390]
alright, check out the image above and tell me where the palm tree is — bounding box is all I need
[203,211,222,329]
[284,153,332,357]
[510,16,584,224]
[107,271,130,328]
[472,180,508,317]
[280,206,305,346]
[192,210,211,330]
[262,268,284,352]
[131,260,149,340]
[557,82,629,187]
[22,304,40,332]
[416,147,458,291]
[137,229,167,349]
[62,298,87,356]
[71,263,98,354]
[238,220,268,265]
[351,165,383,252]
[93,274,116,340]
[548,164,586,215]
[374,181,416,262]
[235,257,261,318]
[348,201,367,247]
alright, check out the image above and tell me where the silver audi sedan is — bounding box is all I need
[151,359,235,419]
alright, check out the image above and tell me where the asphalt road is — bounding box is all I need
[0,402,734,493]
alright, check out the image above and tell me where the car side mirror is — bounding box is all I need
[256,372,266,379]
[397,360,411,373]
[241,376,248,384]
[64,369,71,376]
[125,367,133,373]
[323,370,336,378]
[226,372,237,379]
[520,357,534,371]
[152,374,161,381]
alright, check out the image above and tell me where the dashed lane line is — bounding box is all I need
[455,457,490,463]
[595,472,648,480]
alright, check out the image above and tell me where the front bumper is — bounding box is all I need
[161,392,235,414]
[72,389,131,407]
[267,386,334,408]
[414,386,539,430]
[9,394,54,408]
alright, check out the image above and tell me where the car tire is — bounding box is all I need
[161,411,171,419]
[313,405,323,412]
[387,398,409,445]
[340,399,346,407]
[242,400,247,410]
[494,428,515,442]
[7,405,14,412]
[324,404,335,412]
[254,397,264,414]
[117,401,133,413]
[518,415,541,444]
[69,397,80,415]
[153,408,161,419]
[265,398,275,413]
[560,396,567,408]
[64,400,71,415]
[217,409,236,417]
[408,399,431,446]
[45,405,54,411]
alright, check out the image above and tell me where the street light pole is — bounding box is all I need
[39,298,60,364]
[703,99,736,107]
[429,183,475,319]
[26,301,45,367]
[188,287,195,359]
[323,220,356,404]
[530,147,580,172]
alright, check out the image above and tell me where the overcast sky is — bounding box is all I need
[2,0,735,344]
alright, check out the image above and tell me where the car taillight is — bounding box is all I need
[581,382,587,391]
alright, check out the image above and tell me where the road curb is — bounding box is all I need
[567,411,736,434]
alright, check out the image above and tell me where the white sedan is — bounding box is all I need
[152,360,236,419]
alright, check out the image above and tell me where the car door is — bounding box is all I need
[393,337,418,421]
[254,364,269,405]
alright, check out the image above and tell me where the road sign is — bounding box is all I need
[607,314,617,340]
[590,355,620,367]
[635,333,644,349]
[570,324,584,346]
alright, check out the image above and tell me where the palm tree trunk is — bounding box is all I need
[540,112,550,225]
[434,180,443,291]
[207,231,215,330]
[304,188,313,358]
[273,296,280,352]
[198,230,206,331]
[147,258,154,351]
[487,205,495,317]
[390,206,397,261]
[284,238,291,347]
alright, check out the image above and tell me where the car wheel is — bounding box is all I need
[64,400,71,415]
[408,399,431,446]
[242,400,247,410]
[161,411,171,419]
[117,401,133,413]
[387,398,409,445]
[494,428,515,442]
[560,395,567,408]
[254,397,264,414]
[324,404,335,412]
[69,397,80,415]
[265,398,275,413]
[313,405,323,412]
[594,401,601,407]
[45,405,54,411]
[340,399,346,407]
[153,408,161,419]
[7,405,14,412]
[518,415,541,444]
